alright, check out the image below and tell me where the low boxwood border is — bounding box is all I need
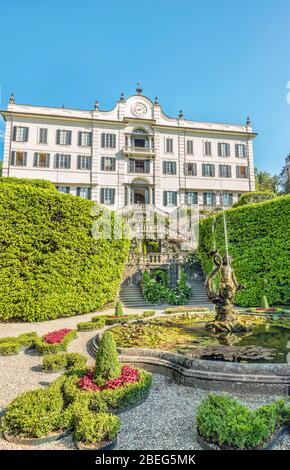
[35,330,77,355]
[105,315,138,326]
[0,332,38,356]
[42,352,87,373]
[77,318,105,331]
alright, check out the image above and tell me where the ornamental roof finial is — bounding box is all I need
[179,109,184,119]
[119,92,125,102]
[154,96,159,105]
[94,100,99,110]
[246,116,251,126]
[9,93,15,103]
[136,82,143,95]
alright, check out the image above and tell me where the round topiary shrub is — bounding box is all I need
[94,332,121,386]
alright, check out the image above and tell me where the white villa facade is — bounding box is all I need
[1,86,256,212]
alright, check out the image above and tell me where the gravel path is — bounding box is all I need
[0,307,152,338]
[0,337,289,450]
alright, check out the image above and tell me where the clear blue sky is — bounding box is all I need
[1,0,290,175]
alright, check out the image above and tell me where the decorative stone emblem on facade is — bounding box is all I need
[131,102,147,118]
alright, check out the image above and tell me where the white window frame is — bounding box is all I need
[13,126,29,142]
[76,187,91,199]
[38,128,48,144]
[79,131,92,147]
[165,138,173,153]
[186,140,194,155]
[77,155,91,170]
[236,144,247,158]
[204,141,212,156]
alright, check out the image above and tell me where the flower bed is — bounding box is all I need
[63,367,152,412]
[105,315,138,326]
[35,329,77,355]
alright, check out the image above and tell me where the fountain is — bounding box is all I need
[204,250,250,333]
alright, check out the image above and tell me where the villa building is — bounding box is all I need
[1,85,256,212]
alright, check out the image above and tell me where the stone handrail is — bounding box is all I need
[127,252,185,266]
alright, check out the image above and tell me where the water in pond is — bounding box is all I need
[111,316,290,363]
[173,321,290,363]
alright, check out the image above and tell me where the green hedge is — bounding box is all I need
[74,409,120,446]
[77,318,105,331]
[0,176,56,190]
[42,352,87,372]
[1,388,66,438]
[198,195,290,307]
[232,191,277,208]
[0,332,37,355]
[197,393,290,449]
[0,183,129,321]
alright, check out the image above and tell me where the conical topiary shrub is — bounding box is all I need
[115,301,123,317]
[261,295,269,309]
[94,331,121,386]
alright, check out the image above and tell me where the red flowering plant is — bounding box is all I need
[78,366,140,392]
[43,328,73,344]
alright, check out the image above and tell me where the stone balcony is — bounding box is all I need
[127,252,186,267]
[123,146,156,158]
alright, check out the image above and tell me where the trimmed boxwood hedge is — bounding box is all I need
[0,182,129,321]
[1,388,66,438]
[0,332,37,355]
[77,318,106,331]
[42,352,87,372]
[74,409,120,447]
[0,176,56,190]
[196,393,290,450]
[198,195,290,307]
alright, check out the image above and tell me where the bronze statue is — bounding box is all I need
[205,250,249,333]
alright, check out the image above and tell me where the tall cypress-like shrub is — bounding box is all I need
[0,181,129,321]
[94,331,121,386]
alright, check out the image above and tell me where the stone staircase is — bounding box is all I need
[187,280,212,307]
[119,284,158,309]
[186,260,212,308]
[119,259,212,310]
